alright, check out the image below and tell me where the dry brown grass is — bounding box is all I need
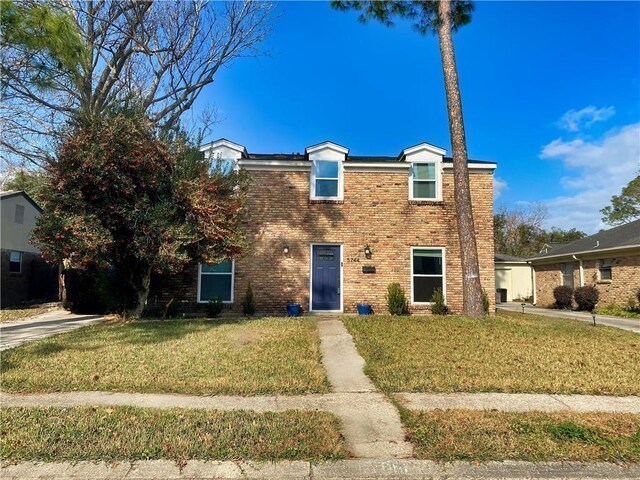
[344,311,640,395]
[0,406,346,462]
[0,303,58,323]
[1,317,330,395]
[403,409,640,462]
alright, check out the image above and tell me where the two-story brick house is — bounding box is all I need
[149,139,496,315]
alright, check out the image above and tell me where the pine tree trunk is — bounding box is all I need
[437,0,485,317]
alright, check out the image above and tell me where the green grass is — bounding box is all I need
[1,317,330,395]
[343,311,640,395]
[596,304,640,319]
[403,409,640,462]
[0,406,346,462]
[0,304,56,323]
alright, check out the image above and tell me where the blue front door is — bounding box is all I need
[312,245,341,311]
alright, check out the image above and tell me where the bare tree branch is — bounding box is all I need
[1,0,274,167]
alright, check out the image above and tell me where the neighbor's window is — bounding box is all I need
[14,204,24,224]
[198,260,234,303]
[561,262,574,288]
[598,259,612,281]
[410,163,438,200]
[412,248,444,303]
[311,160,341,199]
[9,251,22,273]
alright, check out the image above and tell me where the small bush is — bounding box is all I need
[636,288,640,307]
[242,282,256,316]
[386,283,408,315]
[574,286,599,311]
[625,296,638,312]
[206,296,224,318]
[481,288,490,314]
[430,288,448,315]
[553,286,573,309]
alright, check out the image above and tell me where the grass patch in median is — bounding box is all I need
[343,311,640,395]
[1,317,329,395]
[403,409,640,462]
[0,406,346,462]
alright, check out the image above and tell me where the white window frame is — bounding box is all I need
[409,162,442,201]
[9,250,22,273]
[310,160,343,200]
[410,246,446,304]
[598,259,612,281]
[197,260,235,304]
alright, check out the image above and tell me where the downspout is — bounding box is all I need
[528,261,536,305]
[572,255,584,287]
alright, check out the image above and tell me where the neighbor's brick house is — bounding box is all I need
[149,139,497,315]
[529,219,640,308]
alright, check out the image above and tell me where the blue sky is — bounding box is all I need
[196,1,640,234]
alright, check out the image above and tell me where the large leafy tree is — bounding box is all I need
[2,0,273,167]
[332,0,484,316]
[600,175,640,226]
[32,112,248,317]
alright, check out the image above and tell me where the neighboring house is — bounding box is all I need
[0,191,57,307]
[149,139,497,315]
[529,220,640,308]
[494,254,533,303]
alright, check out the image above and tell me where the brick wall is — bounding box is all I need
[533,253,640,308]
[149,168,495,315]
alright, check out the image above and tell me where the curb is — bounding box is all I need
[2,460,639,479]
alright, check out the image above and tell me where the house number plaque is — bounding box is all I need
[347,257,360,262]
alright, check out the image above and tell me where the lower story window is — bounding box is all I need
[9,251,22,273]
[598,259,612,281]
[412,248,444,303]
[198,260,234,303]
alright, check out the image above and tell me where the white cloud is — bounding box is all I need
[539,122,640,233]
[557,105,615,132]
[493,176,507,200]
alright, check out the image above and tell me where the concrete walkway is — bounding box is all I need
[0,309,106,350]
[497,303,640,333]
[2,459,638,479]
[316,316,413,459]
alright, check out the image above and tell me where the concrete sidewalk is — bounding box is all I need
[4,391,639,414]
[0,309,106,350]
[497,303,640,333]
[2,459,639,479]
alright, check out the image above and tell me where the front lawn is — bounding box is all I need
[0,406,346,462]
[344,311,640,395]
[1,317,329,395]
[403,409,640,462]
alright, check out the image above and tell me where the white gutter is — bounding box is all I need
[572,255,584,287]
[529,244,640,262]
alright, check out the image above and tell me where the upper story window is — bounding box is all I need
[14,204,24,224]
[598,259,612,281]
[311,160,342,200]
[410,163,438,200]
